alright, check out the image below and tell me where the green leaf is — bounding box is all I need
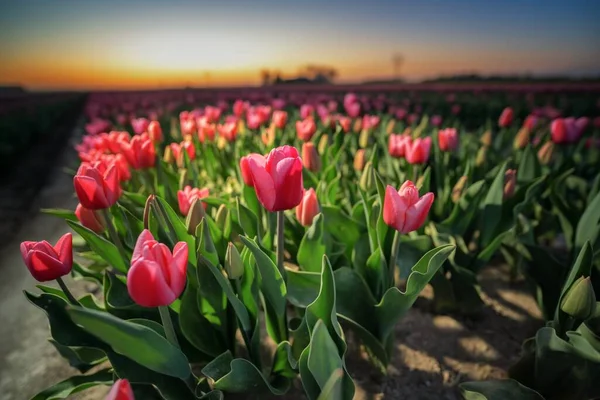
[179,284,227,357]
[237,198,259,239]
[67,220,128,273]
[297,213,327,272]
[40,208,78,222]
[242,185,261,218]
[30,369,113,400]
[240,235,287,343]
[48,340,106,373]
[66,307,192,379]
[555,242,594,327]
[575,190,600,252]
[321,205,363,251]
[479,162,507,247]
[307,320,346,393]
[376,244,454,341]
[517,145,541,183]
[201,351,290,395]
[459,379,544,400]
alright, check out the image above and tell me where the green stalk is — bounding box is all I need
[102,208,129,264]
[56,277,79,306]
[159,306,197,391]
[389,230,402,288]
[276,211,286,281]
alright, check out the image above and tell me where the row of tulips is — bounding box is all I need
[21,89,600,400]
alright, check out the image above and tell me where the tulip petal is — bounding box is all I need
[54,233,73,267]
[171,242,188,297]
[127,260,176,307]
[403,192,435,233]
[248,158,276,211]
[74,176,109,210]
[103,165,121,206]
[383,185,406,232]
[132,230,155,263]
[28,250,68,282]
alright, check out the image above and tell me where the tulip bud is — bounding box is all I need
[452,176,468,203]
[513,127,530,149]
[538,141,555,165]
[75,203,106,233]
[360,162,375,192]
[170,117,180,139]
[217,136,227,150]
[504,169,516,199]
[143,194,155,230]
[354,149,366,171]
[318,134,329,155]
[296,188,320,227]
[386,119,396,135]
[402,127,412,136]
[353,118,362,133]
[480,130,492,147]
[225,242,244,279]
[215,204,228,229]
[179,169,188,189]
[185,199,206,235]
[163,146,174,163]
[561,276,596,320]
[302,142,321,172]
[359,129,370,148]
[476,147,486,167]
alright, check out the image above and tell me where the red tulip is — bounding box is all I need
[204,106,222,123]
[131,118,150,135]
[74,161,121,210]
[523,115,537,131]
[302,142,321,172]
[75,203,105,233]
[338,116,352,133]
[170,141,196,164]
[177,186,209,216]
[217,121,238,142]
[180,117,196,136]
[383,181,434,234]
[431,115,442,127]
[300,104,315,120]
[20,233,73,282]
[388,134,411,158]
[272,111,288,129]
[147,121,163,143]
[113,154,131,182]
[240,154,266,187]
[498,107,514,128]
[551,117,585,144]
[120,134,156,170]
[296,188,320,227]
[504,169,516,199]
[296,119,317,142]
[127,230,188,308]
[233,100,248,117]
[438,128,458,152]
[246,145,304,212]
[104,131,130,153]
[405,137,432,164]
[451,104,461,115]
[106,379,135,400]
[362,115,380,131]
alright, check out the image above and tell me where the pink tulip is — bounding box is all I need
[246,145,304,212]
[296,119,317,142]
[498,107,514,128]
[75,204,105,233]
[551,117,585,144]
[20,233,73,282]
[383,181,434,233]
[74,161,121,210]
[147,121,163,143]
[438,128,458,152]
[504,169,516,199]
[296,188,320,227]
[388,134,411,158]
[217,122,238,142]
[120,134,155,170]
[338,116,352,133]
[131,118,150,135]
[177,186,209,217]
[362,115,380,131]
[272,110,288,129]
[127,230,188,308]
[106,379,135,400]
[169,141,196,163]
[405,137,432,164]
[300,104,315,120]
[302,142,321,172]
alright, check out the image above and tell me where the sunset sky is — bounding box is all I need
[1,0,599,90]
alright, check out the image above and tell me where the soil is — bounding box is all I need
[0,123,543,400]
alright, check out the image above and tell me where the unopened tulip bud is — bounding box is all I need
[561,276,596,320]
[296,188,320,227]
[225,242,244,279]
[217,136,227,150]
[302,142,321,172]
[215,204,228,228]
[481,130,492,147]
[354,149,366,171]
[163,146,174,163]
[476,147,486,167]
[143,194,155,230]
[402,127,412,136]
[504,169,516,199]
[318,134,329,155]
[359,129,370,148]
[238,119,246,135]
[353,118,362,133]
[75,204,105,233]
[360,162,375,192]
[452,176,468,203]
[185,199,206,235]
[386,119,396,135]
[179,169,188,189]
[513,127,530,149]
[538,141,555,165]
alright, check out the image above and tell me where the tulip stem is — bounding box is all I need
[56,277,79,306]
[276,211,286,281]
[102,208,129,264]
[159,306,180,348]
[389,230,402,288]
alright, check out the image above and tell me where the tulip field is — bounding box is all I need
[16,85,600,399]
